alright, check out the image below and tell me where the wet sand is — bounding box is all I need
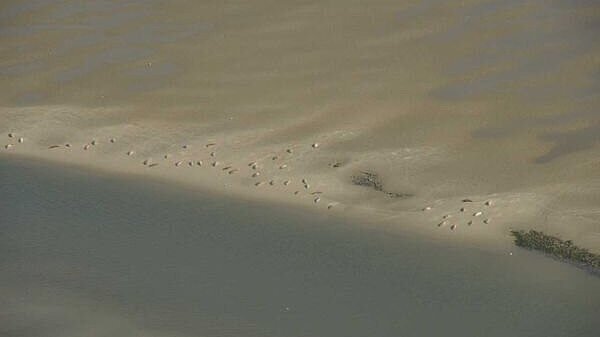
[1,2,599,248]
[1,157,599,337]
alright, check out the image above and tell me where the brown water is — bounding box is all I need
[1,1,598,143]
[1,156,599,337]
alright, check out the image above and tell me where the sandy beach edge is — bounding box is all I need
[1,148,522,257]
[2,104,598,256]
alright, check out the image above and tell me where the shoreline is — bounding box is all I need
[5,151,600,279]
[1,104,598,255]
[0,152,512,252]
[3,150,599,337]
[0,142,546,256]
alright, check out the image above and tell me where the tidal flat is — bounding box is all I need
[1,0,599,335]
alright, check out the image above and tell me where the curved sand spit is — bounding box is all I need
[1,109,599,253]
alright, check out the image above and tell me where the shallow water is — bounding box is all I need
[1,157,599,337]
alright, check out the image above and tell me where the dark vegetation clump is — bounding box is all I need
[351,171,413,199]
[386,192,414,198]
[511,230,600,270]
[352,171,383,191]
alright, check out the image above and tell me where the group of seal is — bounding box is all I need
[423,199,493,231]
[4,131,337,210]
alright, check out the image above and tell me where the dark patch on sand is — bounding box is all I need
[511,230,600,274]
[351,171,413,199]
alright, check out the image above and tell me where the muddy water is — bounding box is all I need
[1,1,597,128]
[1,157,600,337]
[2,1,598,172]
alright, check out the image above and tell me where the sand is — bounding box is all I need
[1,0,599,252]
[2,103,599,254]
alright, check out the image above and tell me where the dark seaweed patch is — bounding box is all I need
[351,171,413,199]
[511,230,600,272]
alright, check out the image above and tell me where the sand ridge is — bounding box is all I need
[3,105,598,253]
